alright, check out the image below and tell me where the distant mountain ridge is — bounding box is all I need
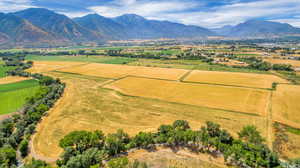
[212,20,300,37]
[0,8,299,47]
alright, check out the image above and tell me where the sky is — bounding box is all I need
[1,0,300,28]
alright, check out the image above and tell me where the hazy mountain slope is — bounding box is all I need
[211,25,234,36]
[74,14,127,40]
[0,13,54,43]
[223,20,300,37]
[14,8,103,42]
[112,14,216,39]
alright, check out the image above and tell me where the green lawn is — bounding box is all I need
[26,55,137,64]
[0,80,40,115]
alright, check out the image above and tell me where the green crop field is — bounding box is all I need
[0,79,40,115]
[26,55,137,64]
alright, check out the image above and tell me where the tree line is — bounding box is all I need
[0,56,65,168]
[55,120,300,168]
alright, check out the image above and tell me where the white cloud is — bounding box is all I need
[0,0,36,12]
[270,18,300,28]
[87,0,300,28]
[88,0,199,18]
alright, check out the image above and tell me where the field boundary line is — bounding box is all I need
[102,87,261,117]
[53,71,115,80]
[181,80,272,91]
[178,70,193,82]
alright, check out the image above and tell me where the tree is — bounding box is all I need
[23,158,48,168]
[59,130,105,152]
[238,125,264,144]
[172,120,190,131]
[0,145,17,167]
[19,139,29,157]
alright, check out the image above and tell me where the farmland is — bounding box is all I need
[32,71,267,159]
[0,79,40,115]
[183,70,288,89]
[105,76,270,115]
[59,63,188,80]
[272,84,300,126]
[2,44,300,165]
[264,58,300,68]
[0,76,29,85]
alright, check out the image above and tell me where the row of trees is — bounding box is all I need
[57,120,284,168]
[0,56,65,168]
[236,57,294,71]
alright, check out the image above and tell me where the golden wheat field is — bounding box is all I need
[59,63,188,80]
[0,76,29,85]
[27,61,85,73]
[32,72,267,159]
[183,70,288,89]
[105,76,270,115]
[272,84,300,125]
[264,59,300,68]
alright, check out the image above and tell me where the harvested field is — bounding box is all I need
[28,61,85,73]
[264,59,300,68]
[32,72,266,159]
[0,76,29,85]
[183,70,287,89]
[59,63,188,80]
[105,77,270,115]
[272,84,300,125]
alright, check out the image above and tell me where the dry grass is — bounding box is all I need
[279,132,300,159]
[264,59,300,68]
[272,84,300,126]
[59,63,188,80]
[32,72,266,159]
[128,147,228,168]
[183,70,287,89]
[0,76,29,85]
[105,77,270,115]
[27,61,85,73]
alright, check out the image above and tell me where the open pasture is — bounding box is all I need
[28,61,86,73]
[59,63,188,80]
[183,70,287,89]
[272,84,300,126]
[32,72,266,159]
[105,76,270,115]
[0,79,40,115]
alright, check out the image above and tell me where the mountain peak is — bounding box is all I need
[115,14,146,21]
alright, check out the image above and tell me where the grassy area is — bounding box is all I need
[26,55,270,74]
[26,55,137,64]
[286,126,300,135]
[0,80,40,115]
[0,79,39,92]
[0,65,15,78]
[276,71,300,84]
[129,59,269,74]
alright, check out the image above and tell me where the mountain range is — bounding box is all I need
[0,8,300,47]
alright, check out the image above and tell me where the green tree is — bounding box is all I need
[238,125,264,144]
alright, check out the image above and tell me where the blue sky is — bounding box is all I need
[1,0,300,28]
